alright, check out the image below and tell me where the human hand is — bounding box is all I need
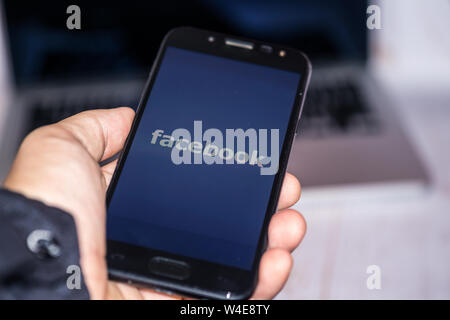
[3,107,306,299]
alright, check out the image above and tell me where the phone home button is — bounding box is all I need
[149,256,191,280]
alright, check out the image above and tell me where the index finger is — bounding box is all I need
[277,173,301,210]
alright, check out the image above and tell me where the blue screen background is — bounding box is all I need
[107,47,301,269]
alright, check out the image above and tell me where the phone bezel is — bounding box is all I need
[106,27,311,299]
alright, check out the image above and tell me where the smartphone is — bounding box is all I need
[106,27,311,299]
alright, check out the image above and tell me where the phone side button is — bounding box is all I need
[149,256,191,281]
[295,119,301,137]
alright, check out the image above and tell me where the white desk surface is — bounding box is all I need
[278,80,450,299]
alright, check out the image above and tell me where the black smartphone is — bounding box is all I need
[106,27,311,299]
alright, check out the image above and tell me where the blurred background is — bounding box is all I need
[0,0,449,299]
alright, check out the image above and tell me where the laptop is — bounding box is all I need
[0,0,428,188]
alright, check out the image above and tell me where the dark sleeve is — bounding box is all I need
[0,188,89,299]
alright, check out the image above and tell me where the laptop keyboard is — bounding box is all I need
[27,95,140,133]
[299,81,378,136]
[27,80,377,137]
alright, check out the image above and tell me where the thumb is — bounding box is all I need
[57,107,135,162]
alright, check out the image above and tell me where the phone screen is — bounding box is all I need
[107,46,301,270]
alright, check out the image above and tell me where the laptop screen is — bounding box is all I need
[3,0,367,87]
